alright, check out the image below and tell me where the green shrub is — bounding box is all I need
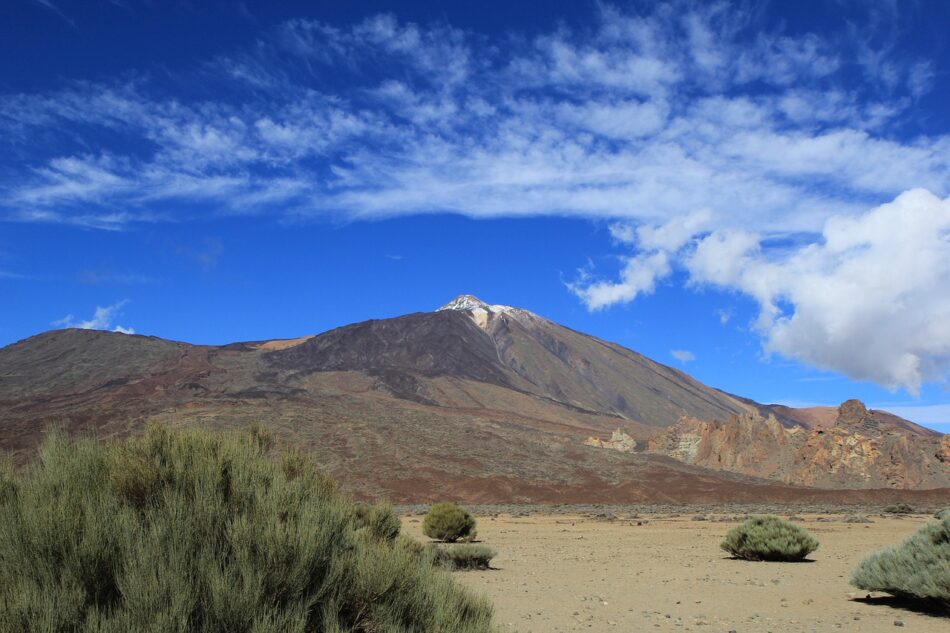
[883,503,915,515]
[247,422,275,453]
[721,515,819,562]
[935,508,949,521]
[432,545,497,571]
[0,427,496,633]
[423,502,477,543]
[851,515,950,606]
[350,500,401,542]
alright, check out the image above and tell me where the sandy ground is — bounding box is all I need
[402,513,948,632]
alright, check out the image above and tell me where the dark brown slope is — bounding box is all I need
[0,296,946,501]
[472,303,750,426]
[261,296,753,427]
[264,310,515,404]
[0,329,185,399]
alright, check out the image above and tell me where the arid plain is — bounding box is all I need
[402,511,947,632]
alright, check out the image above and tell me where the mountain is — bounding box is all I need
[0,295,946,503]
[267,295,751,426]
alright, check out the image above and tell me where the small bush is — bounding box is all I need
[721,515,819,562]
[0,427,496,632]
[935,508,949,521]
[350,500,401,542]
[883,503,915,515]
[423,502,477,543]
[851,515,950,606]
[433,545,497,571]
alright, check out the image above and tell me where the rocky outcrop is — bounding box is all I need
[645,401,949,489]
[584,429,637,452]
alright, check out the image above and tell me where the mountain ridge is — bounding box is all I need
[0,296,946,501]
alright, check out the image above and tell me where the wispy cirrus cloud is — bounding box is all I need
[53,300,135,334]
[76,269,154,285]
[671,349,696,364]
[1,4,944,230]
[1,2,948,391]
[30,0,76,27]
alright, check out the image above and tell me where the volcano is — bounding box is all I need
[0,295,946,503]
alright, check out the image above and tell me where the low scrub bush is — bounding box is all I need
[935,508,949,521]
[851,515,950,606]
[0,426,496,633]
[721,515,819,562]
[432,545,496,571]
[883,503,915,515]
[423,502,477,543]
[350,500,401,542]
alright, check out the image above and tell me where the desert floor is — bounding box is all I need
[401,512,947,632]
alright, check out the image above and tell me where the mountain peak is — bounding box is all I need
[437,294,541,330]
[438,294,524,314]
[439,294,492,312]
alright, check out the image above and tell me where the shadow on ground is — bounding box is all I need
[852,596,949,620]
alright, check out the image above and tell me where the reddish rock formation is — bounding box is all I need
[645,400,949,489]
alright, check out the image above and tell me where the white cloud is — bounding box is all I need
[53,300,135,334]
[576,189,950,393]
[0,4,944,231]
[569,209,713,310]
[671,349,696,363]
[754,190,950,393]
[569,251,671,311]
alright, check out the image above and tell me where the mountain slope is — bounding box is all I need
[0,295,946,500]
[259,295,753,426]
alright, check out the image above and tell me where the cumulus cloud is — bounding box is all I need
[671,349,696,364]
[53,300,135,334]
[569,251,671,311]
[570,209,713,309]
[575,189,950,394]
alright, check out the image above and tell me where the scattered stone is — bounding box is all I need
[844,514,873,523]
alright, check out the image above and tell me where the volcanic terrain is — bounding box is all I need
[0,295,946,503]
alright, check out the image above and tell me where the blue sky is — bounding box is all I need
[1,0,949,430]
